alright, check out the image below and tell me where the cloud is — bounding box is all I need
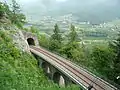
[56,0,67,2]
[17,0,39,4]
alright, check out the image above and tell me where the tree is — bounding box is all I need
[30,26,39,34]
[0,2,5,17]
[0,2,10,18]
[10,0,26,28]
[38,34,49,49]
[51,24,62,43]
[0,1,26,28]
[110,33,120,84]
[11,0,20,15]
[91,46,115,80]
[67,24,79,50]
[59,24,84,60]
[49,24,62,51]
[68,24,78,43]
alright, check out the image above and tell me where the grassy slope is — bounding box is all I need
[0,30,53,90]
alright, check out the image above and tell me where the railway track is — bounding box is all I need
[30,46,118,90]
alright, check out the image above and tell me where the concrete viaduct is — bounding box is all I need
[22,31,119,90]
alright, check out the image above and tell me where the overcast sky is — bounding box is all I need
[18,0,68,3]
[1,0,117,5]
[1,0,118,9]
[1,0,119,23]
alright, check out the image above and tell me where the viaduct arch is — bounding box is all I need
[39,59,73,87]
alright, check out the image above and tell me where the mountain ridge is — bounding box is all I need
[17,0,120,24]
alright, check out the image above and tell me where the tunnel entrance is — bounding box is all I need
[27,38,35,45]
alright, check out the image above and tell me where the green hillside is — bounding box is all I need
[0,30,51,89]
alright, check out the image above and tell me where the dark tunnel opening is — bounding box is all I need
[27,38,35,46]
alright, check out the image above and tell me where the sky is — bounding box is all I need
[15,0,118,5]
[1,0,118,9]
[1,0,120,23]
[18,0,68,3]
[1,0,115,5]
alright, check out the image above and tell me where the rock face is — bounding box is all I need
[0,17,30,52]
[0,17,18,31]
[12,30,30,52]
[0,17,40,52]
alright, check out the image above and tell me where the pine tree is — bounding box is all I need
[68,24,78,43]
[67,24,79,49]
[10,0,26,28]
[51,24,62,43]
[49,24,62,51]
[60,24,81,59]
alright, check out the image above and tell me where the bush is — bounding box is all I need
[38,34,49,49]
[0,2,6,17]
[91,45,115,80]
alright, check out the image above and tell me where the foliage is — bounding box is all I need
[110,33,120,84]
[49,24,62,51]
[0,2,6,17]
[90,46,115,79]
[60,42,84,60]
[0,1,26,28]
[11,0,21,14]
[39,85,81,90]
[38,34,49,49]
[51,24,62,42]
[30,26,40,34]
[68,24,78,42]
[59,24,84,61]
[10,0,26,28]
[0,31,56,89]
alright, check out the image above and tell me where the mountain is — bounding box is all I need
[17,0,120,24]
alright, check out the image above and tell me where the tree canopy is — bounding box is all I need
[0,1,26,28]
[49,24,62,51]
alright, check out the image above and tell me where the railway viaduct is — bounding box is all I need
[22,31,72,87]
[22,31,118,90]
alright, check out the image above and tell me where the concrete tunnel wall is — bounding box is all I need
[22,31,39,46]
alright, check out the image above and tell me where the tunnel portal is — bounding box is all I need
[27,38,35,45]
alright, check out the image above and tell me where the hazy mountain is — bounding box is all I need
[10,0,120,24]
